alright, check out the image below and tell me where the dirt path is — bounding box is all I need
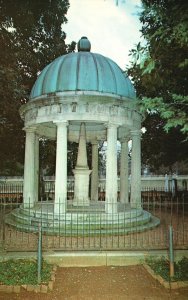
[0,265,188,300]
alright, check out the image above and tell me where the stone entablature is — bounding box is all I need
[20,92,142,141]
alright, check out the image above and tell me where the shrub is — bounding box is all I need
[146,256,188,282]
[0,259,52,285]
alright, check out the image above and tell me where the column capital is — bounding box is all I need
[24,126,37,133]
[91,139,98,146]
[104,122,119,129]
[53,120,69,127]
[120,136,130,143]
[130,129,142,137]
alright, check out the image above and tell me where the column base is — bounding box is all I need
[130,200,142,210]
[105,201,118,214]
[120,196,129,204]
[72,199,90,207]
[73,167,92,207]
[54,195,66,214]
[23,195,35,209]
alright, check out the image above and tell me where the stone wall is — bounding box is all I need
[1,175,188,192]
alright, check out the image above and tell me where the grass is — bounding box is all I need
[0,259,53,285]
[146,256,188,282]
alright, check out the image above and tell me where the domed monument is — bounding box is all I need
[6,37,159,235]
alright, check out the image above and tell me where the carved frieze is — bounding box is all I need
[24,101,138,128]
[71,102,77,112]
[62,104,69,113]
[25,109,38,123]
[110,105,119,116]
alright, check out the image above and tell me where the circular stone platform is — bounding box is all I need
[5,202,160,236]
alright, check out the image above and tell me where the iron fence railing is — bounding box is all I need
[1,180,187,203]
[0,183,23,203]
[0,191,188,252]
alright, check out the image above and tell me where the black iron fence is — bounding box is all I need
[0,183,23,203]
[1,181,186,203]
[0,189,188,252]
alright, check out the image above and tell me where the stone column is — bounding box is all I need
[91,140,99,201]
[23,127,36,208]
[105,123,118,214]
[34,135,39,202]
[120,137,129,204]
[130,130,141,209]
[54,121,68,214]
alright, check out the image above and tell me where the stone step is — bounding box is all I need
[5,207,160,236]
[7,208,151,228]
[17,206,144,221]
[5,214,160,236]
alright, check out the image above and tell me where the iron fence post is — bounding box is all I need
[37,223,42,284]
[169,225,174,278]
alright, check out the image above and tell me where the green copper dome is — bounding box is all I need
[30,37,136,100]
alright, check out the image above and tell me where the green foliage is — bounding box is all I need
[127,0,188,172]
[146,256,170,281]
[67,142,78,175]
[139,99,188,172]
[146,256,188,282]
[140,95,188,133]
[0,259,52,285]
[141,114,188,172]
[127,0,188,133]
[39,139,56,176]
[0,0,76,175]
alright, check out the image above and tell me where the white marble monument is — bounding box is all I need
[5,37,160,234]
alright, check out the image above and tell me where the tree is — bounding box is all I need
[0,0,76,175]
[141,114,188,173]
[128,0,188,133]
[127,0,188,172]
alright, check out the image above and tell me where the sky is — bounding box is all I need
[63,0,142,70]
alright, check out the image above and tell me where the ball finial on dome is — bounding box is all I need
[77,36,91,52]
